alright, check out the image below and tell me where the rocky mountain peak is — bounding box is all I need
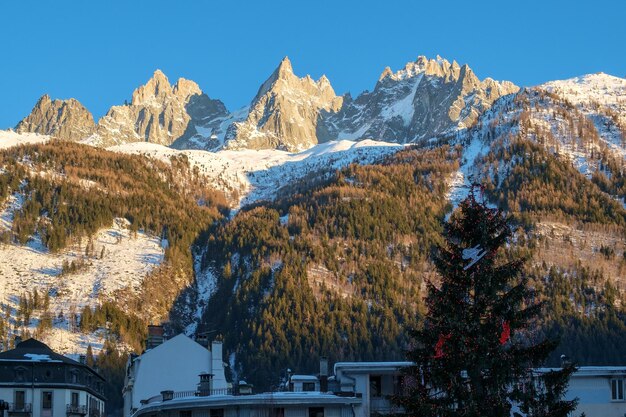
[173,77,202,101]
[276,56,293,77]
[225,57,343,151]
[320,55,519,143]
[131,69,174,106]
[15,95,96,142]
[91,70,229,148]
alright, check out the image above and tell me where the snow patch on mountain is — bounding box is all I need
[0,129,50,149]
[447,136,488,207]
[108,139,402,207]
[0,217,164,354]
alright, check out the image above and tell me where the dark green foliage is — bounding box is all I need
[535,266,626,366]
[200,146,458,389]
[80,303,146,351]
[480,136,626,227]
[95,340,128,417]
[395,188,577,417]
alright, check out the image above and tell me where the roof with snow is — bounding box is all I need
[0,338,103,380]
[0,339,76,364]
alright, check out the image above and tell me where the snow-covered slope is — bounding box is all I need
[108,139,402,207]
[540,73,626,154]
[0,212,163,354]
[0,129,50,149]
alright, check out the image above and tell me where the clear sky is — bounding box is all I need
[1,0,624,129]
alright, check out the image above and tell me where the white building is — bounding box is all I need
[0,339,106,417]
[125,357,626,417]
[537,366,626,417]
[123,333,227,417]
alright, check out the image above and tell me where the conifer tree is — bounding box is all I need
[394,186,578,417]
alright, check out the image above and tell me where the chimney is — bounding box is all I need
[320,356,329,392]
[161,390,174,401]
[211,340,223,379]
[197,373,213,396]
[79,355,86,365]
[146,325,165,349]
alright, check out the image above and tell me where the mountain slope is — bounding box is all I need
[0,141,227,353]
[108,139,402,207]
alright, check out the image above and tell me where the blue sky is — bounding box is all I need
[1,0,624,129]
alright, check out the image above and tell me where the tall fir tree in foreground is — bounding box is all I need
[394,186,578,417]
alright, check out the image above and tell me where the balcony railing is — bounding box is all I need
[8,403,32,414]
[143,388,236,404]
[67,405,87,415]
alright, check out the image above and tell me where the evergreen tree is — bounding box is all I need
[85,344,95,368]
[394,186,578,417]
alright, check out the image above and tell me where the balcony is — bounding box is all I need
[8,403,32,414]
[67,405,87,415]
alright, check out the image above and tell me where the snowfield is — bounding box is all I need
[0,129,50,148]
[108,139,403,207]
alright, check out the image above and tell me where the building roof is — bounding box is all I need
[0,339,82,365]
[0,338,104,381]
[134,392,362,417]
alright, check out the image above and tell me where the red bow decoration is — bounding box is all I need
[434,333,452,358]
[499,321,511,345]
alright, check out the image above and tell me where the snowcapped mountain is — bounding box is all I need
[4,56,626,365]
[447,72,626,209]
[13,55,518,152]
[320,55,519,144]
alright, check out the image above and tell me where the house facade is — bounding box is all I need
[0,339,106,417]
[123,333,227,417]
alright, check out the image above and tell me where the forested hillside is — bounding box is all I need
[0,140,227,348]
[193,130,626,388]
[196,146,460,387]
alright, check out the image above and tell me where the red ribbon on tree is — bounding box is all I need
[434,333,452,358]
[499,321,511,345]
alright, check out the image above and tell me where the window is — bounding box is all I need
[42,392,53,409]
[42,391,53,417]
[370,375,382,397]
[611,379,624,401]
[14,367,26,382]
[71,392,79,407]
[302,382,316,392]
[309,407,324,417]
[14,390,25,409]
[210,409,224,417]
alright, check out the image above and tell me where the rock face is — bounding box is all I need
[15,95,96,141]
[91,70,229,148]
[320,56,519,143]
[224,57,343,152]
[14,55,518,151]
